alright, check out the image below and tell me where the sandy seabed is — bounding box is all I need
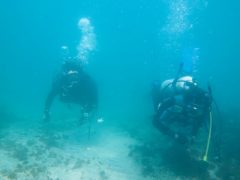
[0,119,177,180]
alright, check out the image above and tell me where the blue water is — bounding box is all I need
[0,0,240,179]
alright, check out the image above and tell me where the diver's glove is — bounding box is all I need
[43,109,50,122]
[174,133,188,144]
[79,112,89,125]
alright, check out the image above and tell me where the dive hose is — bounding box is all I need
[203,110,213,162]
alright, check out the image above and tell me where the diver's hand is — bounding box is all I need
[174,133,188,144]
[43,110,50,122]
[83,112,89,119]
[79,112,89,125]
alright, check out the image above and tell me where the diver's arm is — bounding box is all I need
[79,78,98,124]
[153,115,175,137]
[43,90,57,121]
[43,76,61,121]
[199,89,212,132]
[153,95,189,144]
[151,81,162,112]
[83,74,98,112]
[153,115,188,144]
[78,73,98,124]
[45,90,57,112]
[156,97,175,115]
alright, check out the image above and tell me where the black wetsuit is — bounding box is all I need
[152,80,211,143]
[44,68,98,120]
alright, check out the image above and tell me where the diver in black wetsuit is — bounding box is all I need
[152,76,211,144]
[43,60,98,122]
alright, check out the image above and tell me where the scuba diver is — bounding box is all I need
[43,60,98,123]
[152,62,223,164]
[152,73,212,145]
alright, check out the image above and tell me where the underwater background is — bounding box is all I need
[0,0,240,179]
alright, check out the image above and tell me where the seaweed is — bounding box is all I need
[99,170,109,180]
[129,140,210,179]
[215,112,240,179]
[161,143,209,179]
[12,144,29,162]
